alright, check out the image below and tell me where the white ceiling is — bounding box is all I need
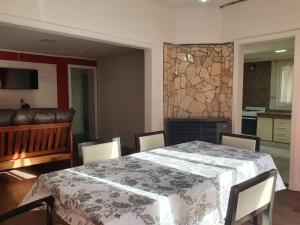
[152,0,241,8]
[0,24,140,59]
[244,38,295,62]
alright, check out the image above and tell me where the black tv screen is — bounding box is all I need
[0,68,38,89]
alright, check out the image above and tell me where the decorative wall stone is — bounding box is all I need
[163,43,234,119]
[243,61,271,109]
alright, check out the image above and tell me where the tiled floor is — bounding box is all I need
[260,141,290,183]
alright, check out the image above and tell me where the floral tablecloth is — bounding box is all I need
[21,141,285,225]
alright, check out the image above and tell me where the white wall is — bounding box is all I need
[98,51,145,149]
[175,0,300,43]
[176,7,223,44]
[0,0,175,44]
[0,60,57,108]
[222,0,300,41]
[1,0,300,132]
[0,0,176,131]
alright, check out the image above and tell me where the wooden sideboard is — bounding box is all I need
[166,118,231,145]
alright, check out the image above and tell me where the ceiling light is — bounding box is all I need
[198,0,209,3]
[274,49,287,53]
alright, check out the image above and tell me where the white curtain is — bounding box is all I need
[279,60,293,104]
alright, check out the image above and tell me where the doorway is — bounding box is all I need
[69,66,97,144]
[241,38,294,184]
[232,30,300,190]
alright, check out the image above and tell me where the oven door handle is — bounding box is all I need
[242,117,257,120]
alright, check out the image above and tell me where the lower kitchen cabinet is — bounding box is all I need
[257,114,291,143]
[257,116,273,141]
[273,118,291,143]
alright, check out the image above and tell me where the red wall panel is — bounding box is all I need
[0,50,18,61]
[0,50,97,108]
[56,63,69,108]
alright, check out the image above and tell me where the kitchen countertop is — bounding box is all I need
[257,111,291,117]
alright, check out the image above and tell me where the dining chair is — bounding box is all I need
[78,137,121,165]
[0,195,54,225]
[219,133,260,152]
[223,169,277,225]
[135,130,166,151]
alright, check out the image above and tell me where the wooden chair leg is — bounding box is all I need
[262,208,272,225]
[253,215,258,225]
[46,198,54,225]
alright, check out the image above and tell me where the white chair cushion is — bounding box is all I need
[222,136,256,151]
[235,176,275,220]
[139,133,165,151]
[82,141,120,164]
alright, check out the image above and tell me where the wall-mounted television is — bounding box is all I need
[0,67,38,89]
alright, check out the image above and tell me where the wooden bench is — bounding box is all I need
[0,122,73,171]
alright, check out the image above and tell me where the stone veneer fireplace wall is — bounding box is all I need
[163,43,234,119]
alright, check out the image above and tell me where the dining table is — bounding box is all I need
[21,141,286,225]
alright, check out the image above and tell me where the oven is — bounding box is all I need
[242,107,265,136]
[242,116,257,135]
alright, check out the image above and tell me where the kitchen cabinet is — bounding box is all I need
[257,113,291,143]
[257,116,273,141]
[273,118,291,143]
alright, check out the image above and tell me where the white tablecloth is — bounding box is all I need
[21,141,285,225]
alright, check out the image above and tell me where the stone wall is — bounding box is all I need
[243,61,271,109]
[164,43,233,119]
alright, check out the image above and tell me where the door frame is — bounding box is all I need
[68,64,98,139]
[232,30,300,191]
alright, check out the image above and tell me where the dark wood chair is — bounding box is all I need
[219,133,260,152]
[224,169,277,225]
[135,130,166,151]
[0,195,54,225]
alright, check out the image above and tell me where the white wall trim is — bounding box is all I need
[0,13,153,50]
[68,65,98,138]
[144,48,152,132]
[232,30,300,191]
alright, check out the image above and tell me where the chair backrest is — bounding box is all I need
[0,195,54,225]
[79,138,121,164]
[225,169,277,225]
[220,133,260,152]
[135,131,165,152]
